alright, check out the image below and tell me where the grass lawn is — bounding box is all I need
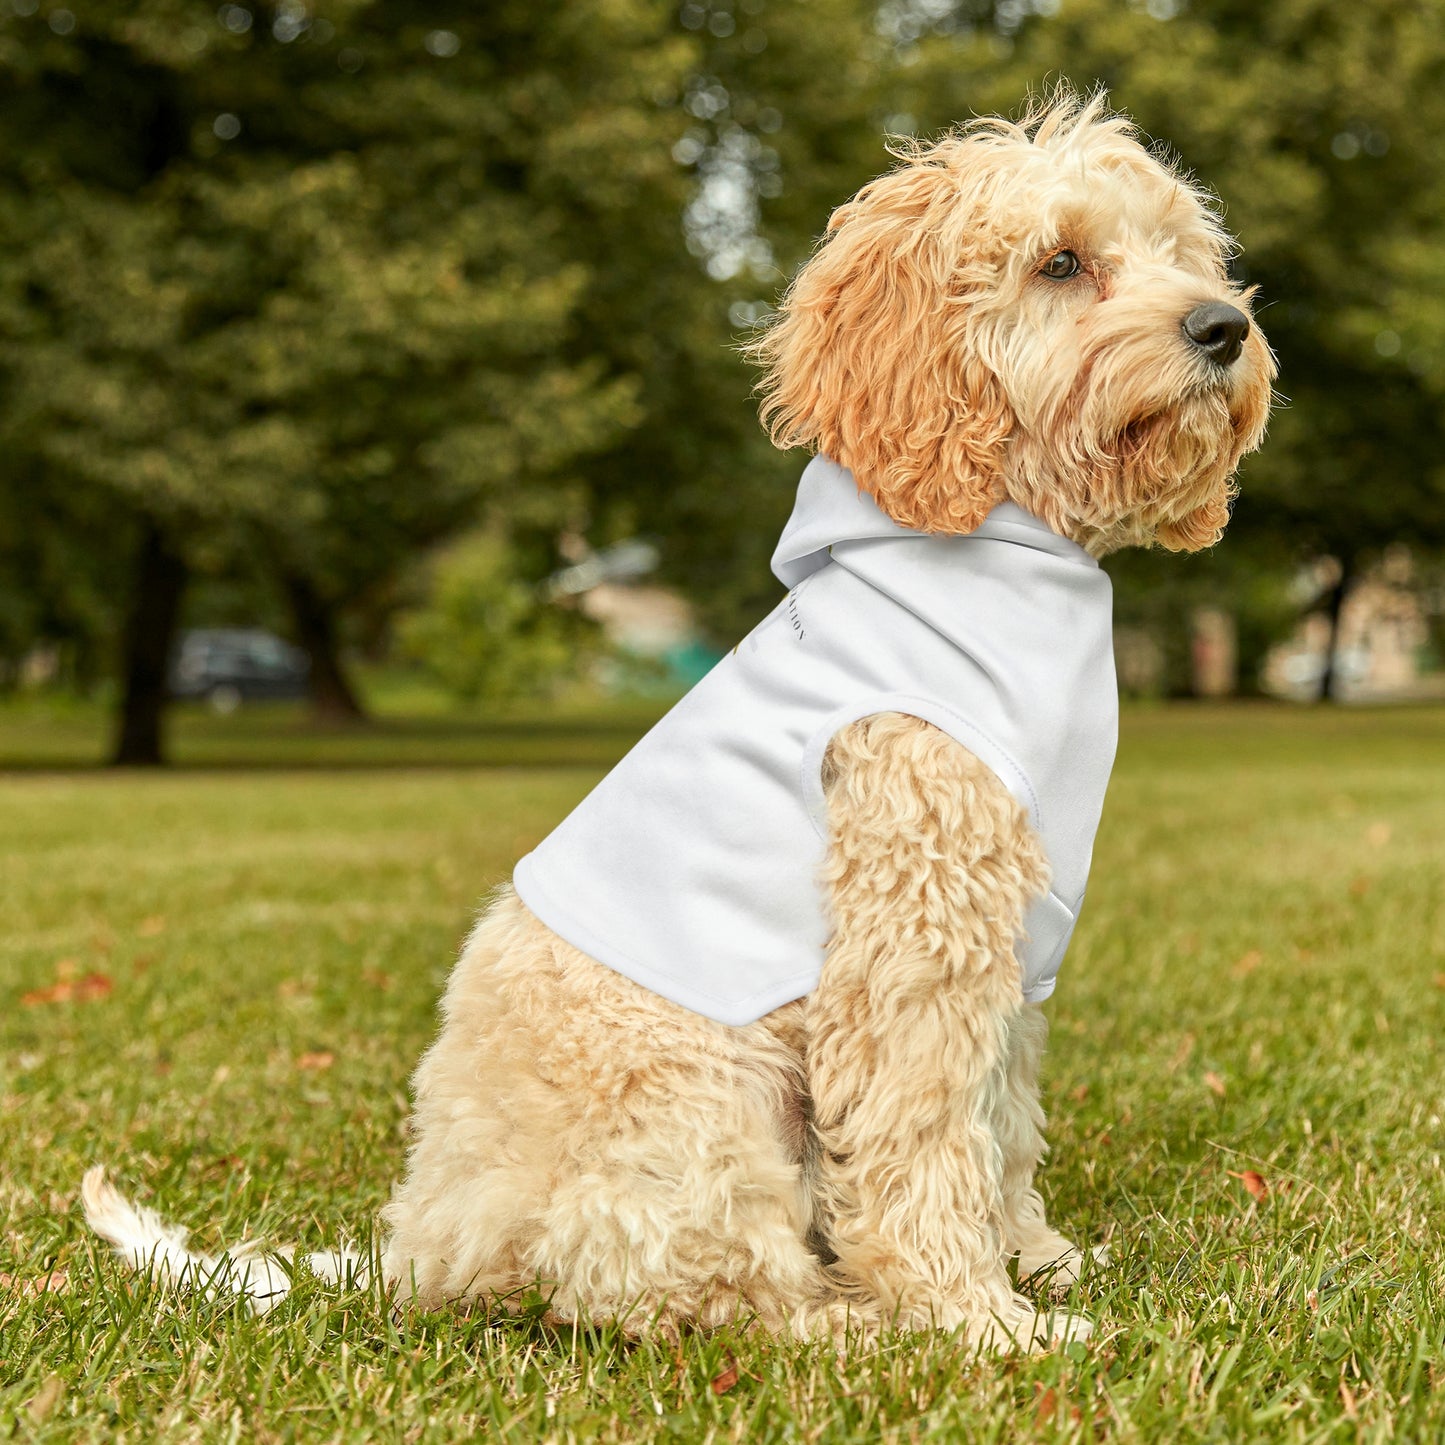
[2,701,1443,1442]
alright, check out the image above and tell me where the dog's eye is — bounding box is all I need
[1040,250,1081,280]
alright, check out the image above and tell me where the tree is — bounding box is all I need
[11,0,1442,736]
[0,1,697,758]
[531,0,890,642]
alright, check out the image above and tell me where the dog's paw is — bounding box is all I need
[1034,1309,1093,1347]
[1018,1239,1110,1294]
[970,1296,1093,1353]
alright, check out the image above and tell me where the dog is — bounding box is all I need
[85,89,1274,1351]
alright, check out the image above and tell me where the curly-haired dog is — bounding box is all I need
[85,91,1273,1350]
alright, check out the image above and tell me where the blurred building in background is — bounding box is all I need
[548,540,722,691]
[1261,550,1440,702]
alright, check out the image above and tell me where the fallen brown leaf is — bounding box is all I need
[1228,1169,1268,1201]
[296,1051,335,1072]
[1204,1071,1227,1098]
[1348,876,1372,899]
[138,915,167,937]
[21,972,113,1007]
[1070,1083,1089,1103]
[710,1358,739,1395]
[1232,950,1263,977]
[361,968,394,991]
[21,982,69,1006]
[0,1268,69,1298]
[1433,973,1445,990]
[1034,1385,1058,1426]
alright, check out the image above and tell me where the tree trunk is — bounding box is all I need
[1316,554,1355,703]
[111,521,187,766]
[283,572,366,724]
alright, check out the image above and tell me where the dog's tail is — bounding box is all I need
[81,1165,368,1315]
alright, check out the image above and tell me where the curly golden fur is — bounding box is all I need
[378,90,1273,1349]
[749,92,1273,553]
[382,718,1087,1348]
[85,89,1273,1353]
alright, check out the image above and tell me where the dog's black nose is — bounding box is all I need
[1182,302,1250,367]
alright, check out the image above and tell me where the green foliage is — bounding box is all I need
[4,0,1445,696]
[536,0,886,643]
[0,0,697,668]
[0,461,133,689]
[397,533,596,704]
[1107,541,1302,695]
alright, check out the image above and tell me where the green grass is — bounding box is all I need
[0,685,676,771]
[2,702,1443,1442]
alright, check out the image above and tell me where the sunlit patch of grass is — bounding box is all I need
[2,704,1443,1441]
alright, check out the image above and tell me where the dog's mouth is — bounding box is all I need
[1117,401,1214,458]
[1119,380,1243,453]
[1109,392,1238,511]
[1118,411,1162,456]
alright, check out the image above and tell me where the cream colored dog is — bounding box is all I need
[85,91,1273,1351]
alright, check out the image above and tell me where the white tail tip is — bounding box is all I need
[81,1166,368,1315]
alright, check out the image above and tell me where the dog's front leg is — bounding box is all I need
[805,713,1088,1350]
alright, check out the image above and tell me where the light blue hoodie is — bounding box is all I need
[513,456,1118,1025]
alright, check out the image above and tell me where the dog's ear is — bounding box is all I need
[750,148,1013,534]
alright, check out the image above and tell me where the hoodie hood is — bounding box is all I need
[771,455,1097,588]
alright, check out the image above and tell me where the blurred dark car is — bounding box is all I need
[169,628,310,712]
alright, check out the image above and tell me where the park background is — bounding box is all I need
[2,2,1444,1442]
[2,0,1445,753]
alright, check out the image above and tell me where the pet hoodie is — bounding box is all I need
[513,455,1118,1027]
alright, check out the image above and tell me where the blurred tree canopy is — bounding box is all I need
[3,0,1445,757]
[0,0,705,756]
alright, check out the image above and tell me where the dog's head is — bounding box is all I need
[751,89,1275,554]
